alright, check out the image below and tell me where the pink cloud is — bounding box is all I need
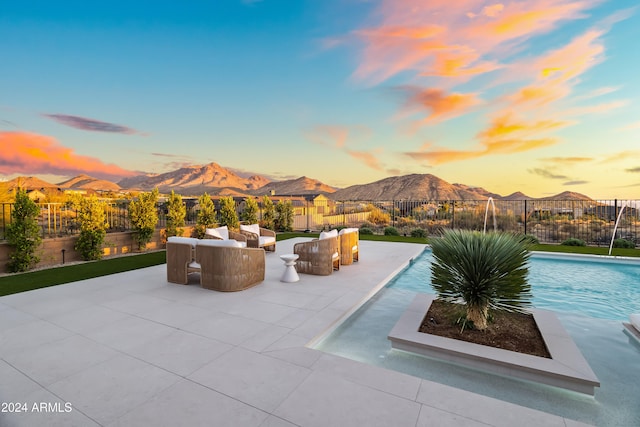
[400,86,481,123]
[405,114,566,165]
[352,0,599,85]
[0,131,137,180]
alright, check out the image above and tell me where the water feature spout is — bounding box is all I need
[608,205,626,256]
[483,197,497,234]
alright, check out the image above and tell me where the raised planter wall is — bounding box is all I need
[0,227,194,274]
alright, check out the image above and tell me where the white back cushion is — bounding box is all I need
[167,236,199,247]
[240,223,260,235]
[205,228,223,239]
[319,229,338,240]
[339,228,359,235]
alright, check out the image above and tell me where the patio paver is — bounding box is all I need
[0,238,593,426]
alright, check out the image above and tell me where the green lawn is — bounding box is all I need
[0,251,166,297]
[0,234,637,297]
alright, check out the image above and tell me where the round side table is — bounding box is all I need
[280,254,300,283]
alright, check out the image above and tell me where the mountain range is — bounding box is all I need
[4,162,594,201]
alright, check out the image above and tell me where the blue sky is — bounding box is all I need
[2,0,639,198]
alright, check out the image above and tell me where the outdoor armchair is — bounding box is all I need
[195,239,265,291]
[239,223,276,251]
[166,236,200,285]
[293,230,340,276]
[338,228,359,265]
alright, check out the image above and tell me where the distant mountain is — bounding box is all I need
[118,162,271,195]
[540,191,593,201]
[330,174,494,201]
[501,191,532,200]
[451,183,502,200]
[58,174,121,191]
[252,176,336,196]
[6,176,57,190]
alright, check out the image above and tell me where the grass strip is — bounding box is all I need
[0,251,166,297]
[531,244,640,258]
[277,232,428,244]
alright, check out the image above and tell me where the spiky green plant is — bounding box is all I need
[430,230,532,330]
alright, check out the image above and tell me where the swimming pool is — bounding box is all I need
[386,250,640,321]
[316,249,640,426]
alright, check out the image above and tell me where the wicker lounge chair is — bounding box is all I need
[195,239,265,291]
[166,236,200,285]
[293,230,340,276]
[339,228,359,265]
[240,224,276,251]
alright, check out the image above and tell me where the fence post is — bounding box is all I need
[451,201,455,229]
[524,199,528,235]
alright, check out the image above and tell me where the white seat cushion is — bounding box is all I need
[240,223,260,236]
[259,236,276,246]
[167,236,199,248]
[630,314,640,332]
[332,251,339,260]
[319,229,338,240]
[352,245,358,252]
[188,261,201,269]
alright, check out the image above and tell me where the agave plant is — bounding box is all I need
[430,230,532,330]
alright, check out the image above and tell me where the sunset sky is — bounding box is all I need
[2,0,639,198]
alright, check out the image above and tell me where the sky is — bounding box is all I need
[1,0,639,199]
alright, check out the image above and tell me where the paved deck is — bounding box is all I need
[0,238,590,426]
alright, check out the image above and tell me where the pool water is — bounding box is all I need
[316,250,640,426]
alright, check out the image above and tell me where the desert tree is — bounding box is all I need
[128,188,159,250]
[165,190,186,238]
[260,196,275,230]
[241,197,259,224]
[275,200,294,232]
[6,189,42,272]
[194,192,216,239]
[218,196,239,229]
[71,194,109,260]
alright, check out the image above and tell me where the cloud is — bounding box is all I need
[346,149,384,171]
[626,167,640,173]
[405,114,565,165]
[351,0,600,85]
[529,168,569,180]
[306,125,383,171]
[601,150,640,163]
[541,156,593,164]
[618,121,640,131]
[399,86,481,124]
[563,180,589,185]
[0,131,137,180]
[43,114,142,134]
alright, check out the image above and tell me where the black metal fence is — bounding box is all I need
[1,199,638,247]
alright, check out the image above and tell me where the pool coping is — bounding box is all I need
[388,293,601,395]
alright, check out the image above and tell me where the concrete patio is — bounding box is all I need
[0,238,590,426]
